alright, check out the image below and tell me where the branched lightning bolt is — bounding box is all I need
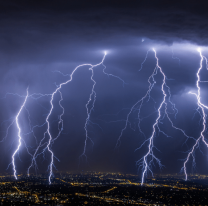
[28,62,101,184]
[1,91,53,178]
[12,88,29,179]
[81,52,126,160]
[139,49,170,185]
[117,48,193,185]
[81,61,102,160]
[182,49,208,181]
[139,49,194,184]
[27,52,125,184]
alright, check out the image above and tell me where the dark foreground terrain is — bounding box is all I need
[0,172,208,205]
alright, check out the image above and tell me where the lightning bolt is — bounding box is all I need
[81,54,106,159]
[0,91,54,178]
[81,51,126,160]
[27,62,100,184]
[27,52,125,184]
[182,49,208,181]
[117,48,193,185]
[12,88,29,179]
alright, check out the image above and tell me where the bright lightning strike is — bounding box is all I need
[28,52,124,184]
[12,88,29,179]
[139,49,170,185]
[81,51,126,160]
[30,63,102,184]
[81,53,106,159]
[182,49,208,181]
[117,48,193,185]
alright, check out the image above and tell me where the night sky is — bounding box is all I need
[0,0,208,180]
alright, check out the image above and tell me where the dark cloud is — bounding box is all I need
[1,0,208,45]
